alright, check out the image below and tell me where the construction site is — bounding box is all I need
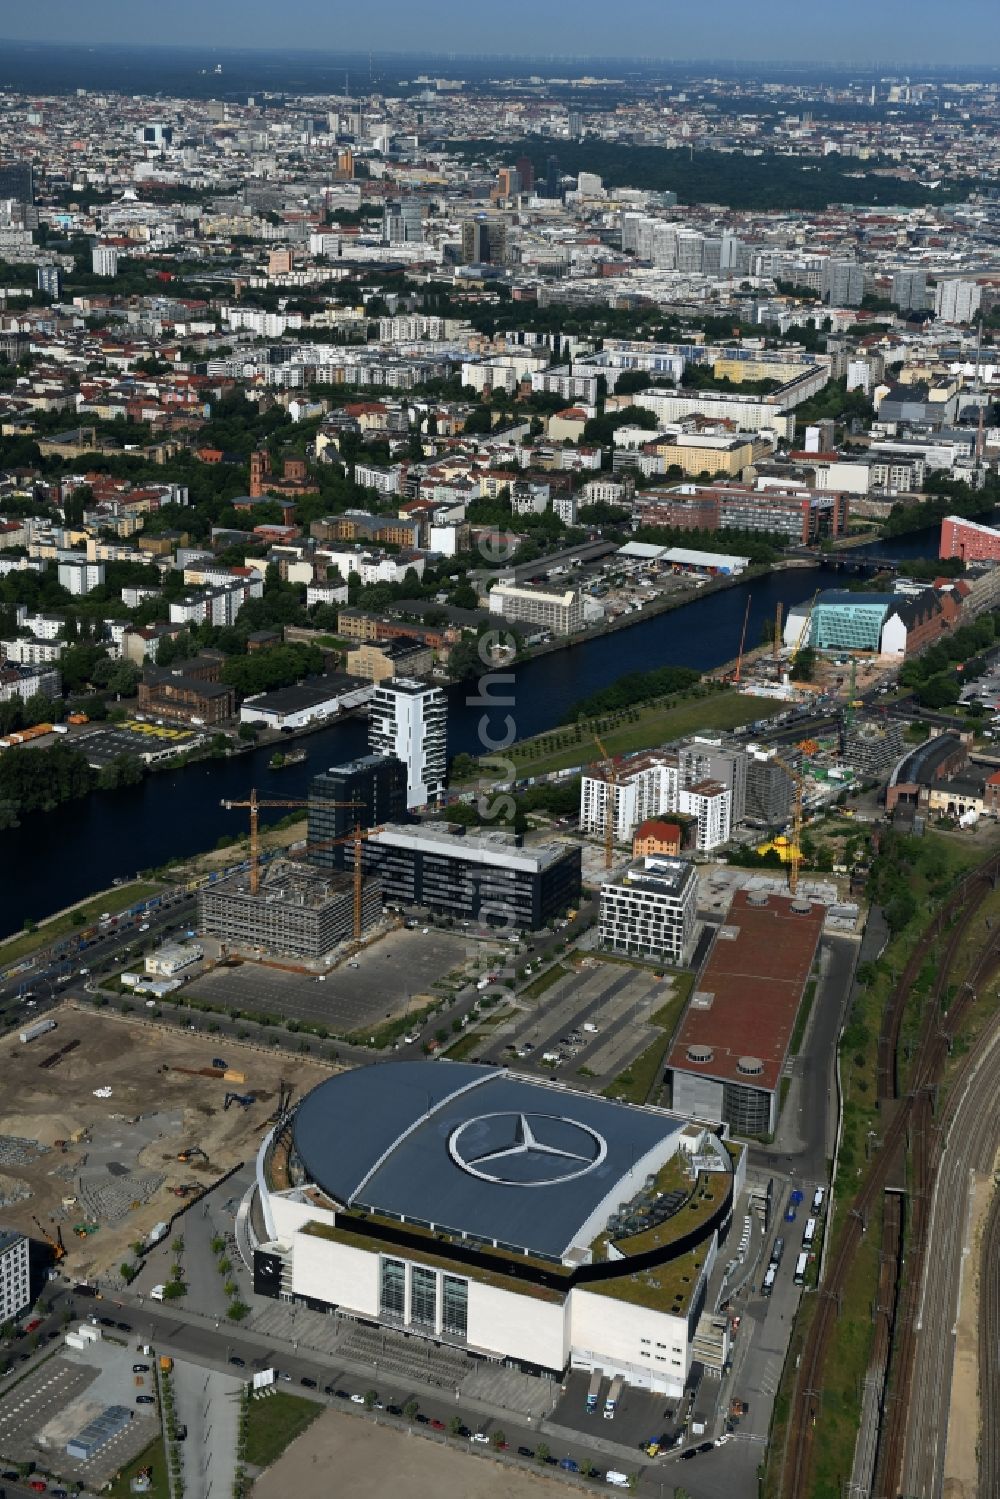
[198,858,383,958]
[0,1004,336,1279]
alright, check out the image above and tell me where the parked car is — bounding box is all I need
[300,1377,317,1389]
[133,1363,149,1373]
[470,1431,490,1444]
[229,1356,245,1367]
[517,1446,534,1458]
[136,1395,155,1405]
[430,1419,445,1431]
[349,1393,365,1405]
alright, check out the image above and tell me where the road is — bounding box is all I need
[899,1012,1000,1498]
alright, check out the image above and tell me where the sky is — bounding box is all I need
[2,0,999,68]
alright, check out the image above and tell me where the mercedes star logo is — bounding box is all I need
[448,1111,608,1187]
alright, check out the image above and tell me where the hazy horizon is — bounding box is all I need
[1,0,999,70]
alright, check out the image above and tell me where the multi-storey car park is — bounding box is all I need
[248,1060,745,1398]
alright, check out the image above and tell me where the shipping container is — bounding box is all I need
[19,1018,57,1044]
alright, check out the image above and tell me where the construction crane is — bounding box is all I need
[31,1216,66,1262]
[220,791,363,897]
[769,752,805,896]
[790,590,820,674]
[774,602,783,667]
[734,593,752,685]
[305,820,385,941]
[271,1079,294,1123]
[219,790,310,895]
[592,730,617,870]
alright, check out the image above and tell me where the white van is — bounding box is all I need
[606,1474,629,1489]
[150,1284,166,1301]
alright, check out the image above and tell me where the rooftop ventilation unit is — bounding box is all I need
[737,1055,764,1076]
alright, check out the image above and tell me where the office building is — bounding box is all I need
[354,823,581,930]
[252,1060,744,1397]
[934,278,982,324]
[635,484,848,546]
[0,161,33,204]
[599,856,698,966]
[368,677,447,810]
[198,858,382,958]
[745,748,795,828]
[580,754,679,843]
[307,754,407,871]
[461,218,508,265]
[91,245,119,277]
[384,198,424,244]
[36,265,60,298]
[667,890,825,1135]
[488,580,585,636]
[0,1230,30,1322]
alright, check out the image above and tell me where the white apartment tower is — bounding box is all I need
[369,677,447,810]
[580,754,679,843]
[0,1231,30,1322]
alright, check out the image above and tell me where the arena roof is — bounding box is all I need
[291,1061,686,1260]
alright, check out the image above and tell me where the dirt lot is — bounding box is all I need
[0,1003,336,1278]
[254,1411,567,1499]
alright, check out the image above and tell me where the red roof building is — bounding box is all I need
[667,889,825,1135]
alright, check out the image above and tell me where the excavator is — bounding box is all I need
[31,1216,66,1263]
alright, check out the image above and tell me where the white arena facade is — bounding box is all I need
[248,1060,745,1397]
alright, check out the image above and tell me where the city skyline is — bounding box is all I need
[1,0,1000,68]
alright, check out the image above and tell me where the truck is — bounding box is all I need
[794,1252,809,1287]
[159,1356,173,1373]
[19,1019,56,1045]
[604,1375,623,1420]
[811,1187,825,1215]
[762,1266,776,1297]
[770,1235,785,1268]
[586,1369,602,1413]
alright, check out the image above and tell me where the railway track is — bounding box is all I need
[779,850,1000,1499]
[978,1187,1000,1499]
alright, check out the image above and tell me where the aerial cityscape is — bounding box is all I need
[1,12,1000,1499]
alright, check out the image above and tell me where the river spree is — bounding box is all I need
[0,530,944,934]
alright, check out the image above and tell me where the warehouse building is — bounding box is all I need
[198,858,382,957]
[667,890,825,1135]
[241,674,373,730]
[351,823,581,930]
[249,1061,745,1396]
[599,856,698,966]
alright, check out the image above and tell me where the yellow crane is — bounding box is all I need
[32,1216,66,1263]
[592,730,617,870]
[769,752,805,896]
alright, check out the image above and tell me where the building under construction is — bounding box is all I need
[843,717,905,780]
[198,858,382,958]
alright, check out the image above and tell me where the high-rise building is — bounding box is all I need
[567,110,584,138]
[891,268,927,312]
[745,747,795,828]
[580,754,679,843]
[0,161,33,204]
[599,856,698,966]
[36,265,60,299]
[384,198,424,244]
[461,218,508,265]
[0,1230,30,1322]
[679,737,746,823]
[368,678,447,810]
[934,278,982,324]
[91,245,119,277]
[308,754,407,870]
[678,780,731,851]
[821,259,864,307]
[515,155,535,193]
[544,155,562,199]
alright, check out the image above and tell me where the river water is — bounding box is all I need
[0,523,946,934]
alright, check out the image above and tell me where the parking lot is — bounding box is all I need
[553,1369,685,1453]
[0,1339,160,1488]
[482,959,677,1087]
[189,926,477,1035]
[78,721,201,768]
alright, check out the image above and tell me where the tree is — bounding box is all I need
[403,1398,419,1421]
[364,1389,378,1410]
[226,1300,249,1321]
[535,1444,550,1464]
[790,647,816,682]
[491,1429,506,1449]
[448,1415,463,1436]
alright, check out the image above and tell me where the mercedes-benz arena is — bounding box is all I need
[250,1061,745,1396]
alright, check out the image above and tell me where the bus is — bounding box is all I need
[794,1253,808,1287]
[802,1217,817,1248]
